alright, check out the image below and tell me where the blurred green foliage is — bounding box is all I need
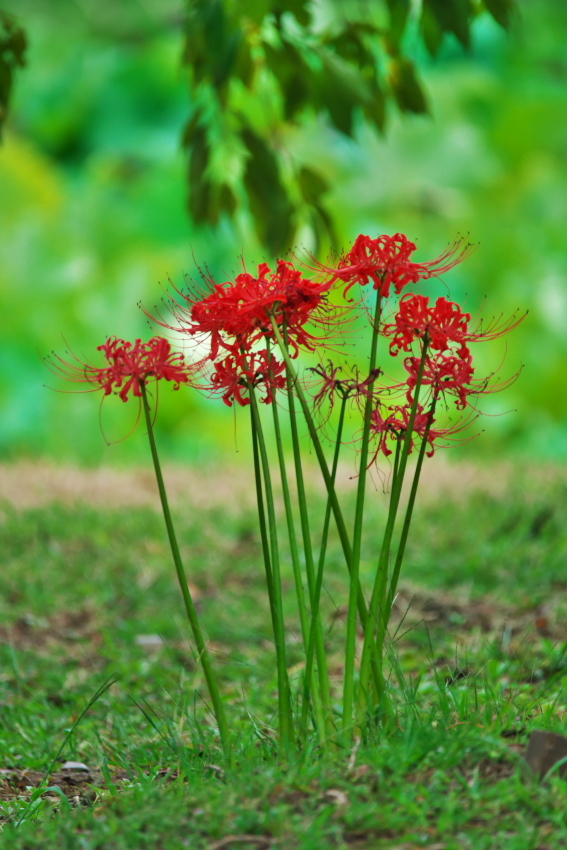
[0,0,566,464]
[182,0,514,252]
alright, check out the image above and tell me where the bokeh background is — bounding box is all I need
[1,0,566,466]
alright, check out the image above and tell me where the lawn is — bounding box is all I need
[0,459,565,849]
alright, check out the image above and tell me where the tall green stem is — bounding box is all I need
[140,382,230,757]
[248,384,294,753]
[269,366,326,746]
[301,392,348,736]
[391,438,402,496]
[250,404,278,655]
[357,339,430,710]
[282,336,333,740]
[342,294,382,734]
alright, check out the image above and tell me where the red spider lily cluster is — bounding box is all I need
[187,261,334,358]
[147,259,343,407]
[305,233,523,460]
[51,231,522,453]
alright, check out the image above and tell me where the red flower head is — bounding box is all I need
[385,294,525,363]
[209,348,286,407]
[369,405,406,458]
[404,352,476,409]
[318,233,474,299]
[308,361,382,426]
[385,294,472,360]
[369,403,438,460]
[48,336,194,402]
[369,401,477,462]
[152,260,337,362]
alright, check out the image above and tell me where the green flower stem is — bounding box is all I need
[357,339,430,712]
[342,294,382,734]
[248,384,294,753]
[140,382,230,757]
[250,404,278,651]
[269,373,327,747]
[386,397,437,617]
[391,438,402,495]
[269,316,382,694]
[283,335,333,740]
[301,392,348,738]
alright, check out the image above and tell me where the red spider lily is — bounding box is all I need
[369,405,407,458]
[314,233,474,299]
[309,361,344,416]
[384,294,526,361]
[48,336,194,402]
[309,362,382,423]
[369,402,478,462]
[404,352,476,409]
[385,294,472,360]
[151,260,338,362]
[369,403,437,460]
[210,349,286,407]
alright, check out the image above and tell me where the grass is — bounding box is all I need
[0,461,566,848]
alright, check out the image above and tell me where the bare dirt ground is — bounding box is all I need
[1,456,559,511]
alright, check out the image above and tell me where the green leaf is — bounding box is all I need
[298,166,328,205]
[180,0,516,253]
[234,38,255,88]
[389,58,428,114]
[241,128,294,253]
[273,0,312,27]
[387,0,411,46]
[310,201,337,251]
[181,108,204,148]
[420,4,444,57]
[0,10,27,139]
[317,53,373,136]
[326,95,354,136]
[237,0,273,25]
[422,0,473,49]
[264,40,311,120]
[184,0,241,90]
[0,11,26,68]
[218,182,238,218]
[328,22,379,68]
[188,126,213,223]
[363,78,386,133]
[482,0,515,29]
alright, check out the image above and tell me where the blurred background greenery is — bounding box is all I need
[0,0,565,466]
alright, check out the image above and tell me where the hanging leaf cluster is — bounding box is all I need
[0,10,26,140]
[181,0,515,253]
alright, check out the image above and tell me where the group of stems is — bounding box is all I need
[141,294,436,759]
[248,337,336,753]
[270,309,435,735]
